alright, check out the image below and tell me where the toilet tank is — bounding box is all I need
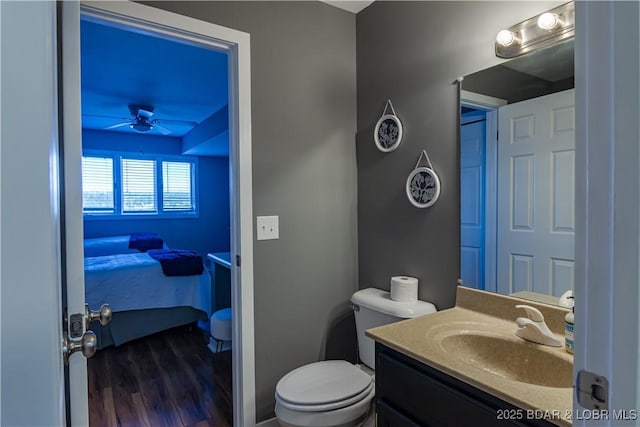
[351,288,437,369]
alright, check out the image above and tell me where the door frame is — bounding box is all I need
[61,2,255,426]
[459,90,505,293]
[573,2,640,424]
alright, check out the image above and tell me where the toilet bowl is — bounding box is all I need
[274,288,437,427]
[274,361,375,427]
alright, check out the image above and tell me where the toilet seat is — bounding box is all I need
[275,382,375,427]
[275,360,373,412]
[277,382,373,412]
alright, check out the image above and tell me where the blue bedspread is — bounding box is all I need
[128,232,164,252]
[148,249,204,276]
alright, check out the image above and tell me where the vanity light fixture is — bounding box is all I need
[495,1,574,59]
[537,12,561,31]
[495,29,519,48]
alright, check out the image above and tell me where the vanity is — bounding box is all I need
[365,5,576,425]
[367,286,573,427]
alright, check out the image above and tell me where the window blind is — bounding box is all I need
[121,158,157,213]
[82,156,114,213]
[162,161,194,211]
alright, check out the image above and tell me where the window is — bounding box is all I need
[82,152,198,218]
[82,156,115,214]
[122,159,157,213]
[162,161,195,211]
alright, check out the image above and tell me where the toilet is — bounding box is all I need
[274,287,437,427]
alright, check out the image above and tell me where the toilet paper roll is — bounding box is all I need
[390,276,418,302]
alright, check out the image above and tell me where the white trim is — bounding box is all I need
[460,90,500,293]
[228,23,256,427]
[256,417,280,427]
[61,2,90,425]
[460,90,507,111]
[483,110,498,293]
[460,97,499,293]
[0,1,3,421]
[638,4,640,414]
[574,1,640,425]
[320,1,374,14]
[67,2,255,426]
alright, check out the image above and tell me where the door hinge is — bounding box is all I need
[236,254,241,267]
[576,370,609,410]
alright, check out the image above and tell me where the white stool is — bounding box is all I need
[209,308,232,352]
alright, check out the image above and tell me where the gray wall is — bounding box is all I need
[356,1,560,310]
[145,2,357,422]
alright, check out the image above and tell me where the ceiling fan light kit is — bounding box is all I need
[129,105,154,133]
[130,122,152,133]
[102,104,173,135]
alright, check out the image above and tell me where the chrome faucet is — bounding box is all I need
[515,304,562,347]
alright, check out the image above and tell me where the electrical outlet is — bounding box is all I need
[256,215,279,240]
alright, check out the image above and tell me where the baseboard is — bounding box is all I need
[256,417,279,427]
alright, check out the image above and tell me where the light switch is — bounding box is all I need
[256,215,279,240]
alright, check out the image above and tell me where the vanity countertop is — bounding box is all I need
[366,286,573,427]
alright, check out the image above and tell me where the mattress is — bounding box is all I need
[84,252,211,315]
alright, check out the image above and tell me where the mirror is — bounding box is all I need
[459,39,575,306]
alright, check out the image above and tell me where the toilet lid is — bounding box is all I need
[276,361,373,410]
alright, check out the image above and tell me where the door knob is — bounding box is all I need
[63,330,97,364]
[85,303,112,326]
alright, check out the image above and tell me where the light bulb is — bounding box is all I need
[496,30,518,47]
[537,12,560,31]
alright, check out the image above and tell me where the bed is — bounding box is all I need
[83,234,168,257]
[84,238,210,348]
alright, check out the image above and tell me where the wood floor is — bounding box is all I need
[88,325,233,427]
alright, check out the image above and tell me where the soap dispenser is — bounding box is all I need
[564,296,575,354]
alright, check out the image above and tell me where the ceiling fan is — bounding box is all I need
[100,104,183,135]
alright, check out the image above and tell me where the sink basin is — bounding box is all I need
[439,332,572,388]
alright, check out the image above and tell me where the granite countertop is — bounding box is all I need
[366,286,573,427]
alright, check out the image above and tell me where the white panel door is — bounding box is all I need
[1,2,66,425]
[460,118,486,289]
[497,89,575,297]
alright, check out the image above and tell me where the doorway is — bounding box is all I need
[460,89,576,298]
[460,107,488,291]
[79,16,233,425]
[59,2,254,426]
[459,93,501,294]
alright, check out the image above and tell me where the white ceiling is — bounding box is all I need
[321,1,374,14]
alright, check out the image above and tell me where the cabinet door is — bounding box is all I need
[377,351,507,426]
[376,345,541,427]
[377,401,423,427]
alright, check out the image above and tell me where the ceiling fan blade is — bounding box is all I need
[153,123,173,135]
[158,118,199,126]
[82,114,131,121]
[104,122,132,130]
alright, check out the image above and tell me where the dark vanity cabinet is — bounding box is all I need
[375,343,556,427]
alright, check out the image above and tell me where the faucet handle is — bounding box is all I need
[515,304,544,322]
